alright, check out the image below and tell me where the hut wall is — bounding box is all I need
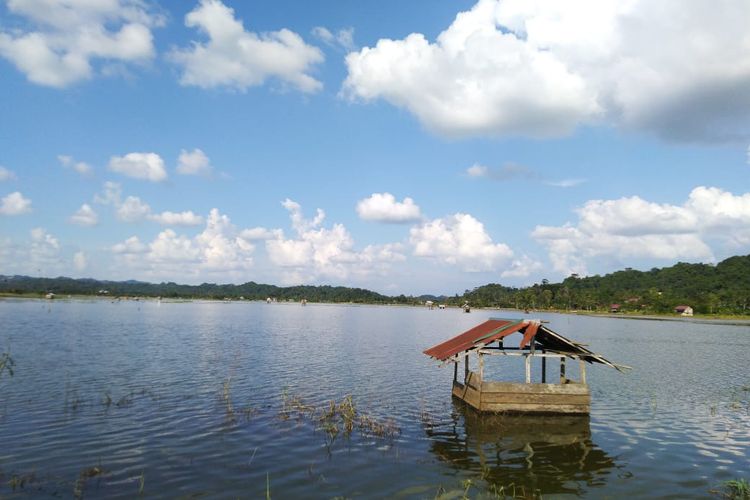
[453,371,590,414]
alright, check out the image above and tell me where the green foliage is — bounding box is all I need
[453,255,750,315]
[1,253,749,315]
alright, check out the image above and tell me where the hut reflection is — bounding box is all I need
[425,402,618,496]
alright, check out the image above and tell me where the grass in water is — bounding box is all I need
[712,478,750,499]
[0,349,15,379]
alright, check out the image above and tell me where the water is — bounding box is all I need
[0,299,748,498]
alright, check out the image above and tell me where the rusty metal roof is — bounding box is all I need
[423,317,626,371]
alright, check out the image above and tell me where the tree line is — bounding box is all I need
[2,254,749,315]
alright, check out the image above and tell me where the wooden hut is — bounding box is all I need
[424,318,627,415]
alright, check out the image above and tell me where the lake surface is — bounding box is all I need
[0,299,748,498]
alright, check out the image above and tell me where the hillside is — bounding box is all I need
[2,254,749,315]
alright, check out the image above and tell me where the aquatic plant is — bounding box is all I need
[73,465,107,499]
[0,349,14,379]
[712,478,750,499]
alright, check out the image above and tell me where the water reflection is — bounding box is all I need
[426,402,619,495]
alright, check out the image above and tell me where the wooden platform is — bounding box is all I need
[452,371,591,415]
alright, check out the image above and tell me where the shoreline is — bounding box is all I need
[3,293,750,326]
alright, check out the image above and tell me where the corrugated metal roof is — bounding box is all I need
[423,317,627,371]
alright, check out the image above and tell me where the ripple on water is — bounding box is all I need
[0,300,748,498]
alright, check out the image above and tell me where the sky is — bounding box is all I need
[0,0,749,295]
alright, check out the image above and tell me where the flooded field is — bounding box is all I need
[0,299,748,498]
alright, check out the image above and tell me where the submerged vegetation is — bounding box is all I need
[0,349,14,380]
[712,478,750,499]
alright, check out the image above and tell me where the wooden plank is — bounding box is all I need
[466,371,481,390]
[481,402,589,414]
[525,354,531,383]
[480,392,590,405]
[481,381,589,394]
[452,381,481,409]
[580,359,587,384]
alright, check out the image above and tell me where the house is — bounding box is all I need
[610,304,621,313]
[423,318,628,415]
[674,305,693,317]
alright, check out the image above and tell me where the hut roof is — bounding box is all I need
[424,318,627,371]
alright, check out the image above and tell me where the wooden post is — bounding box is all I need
[454,361,458,382]
[525,354,531,383]
[478,352,484,383]
[579,358,587,384]
[464,353,469,382]
[560,356,566,384]
[542,355,547,383]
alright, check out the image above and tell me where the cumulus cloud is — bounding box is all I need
[312,26,355,51]
[356,192,422,223]
[58,155,93,176]
[0,167,17,181]
[69,203,98,226]
[0,191,32,215]
[149,210,204,226]
[264,199,404,283]
[176,148,212,176]
[117,195,151,222]
[30,227,61,272]
[170,0,324,93]
[109,152,167,182]
[0,0,162,87]
[94,181,201,225]
[501,255,544,279]
[410,213,513,271]
[112,208,255,278]
[344,0,750,142]
[532,186,750,276]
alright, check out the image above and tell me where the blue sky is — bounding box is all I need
[1,0,749,295]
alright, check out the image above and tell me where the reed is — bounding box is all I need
[0,349,14,379]
[713,478,750,499]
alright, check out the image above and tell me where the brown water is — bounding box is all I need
[0,299,747,498]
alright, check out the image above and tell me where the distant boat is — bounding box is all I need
[462,302,470,313]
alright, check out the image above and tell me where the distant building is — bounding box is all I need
[610,304,621,313]
[674,305,694,317]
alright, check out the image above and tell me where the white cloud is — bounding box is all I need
[117,195,151,222]
[0,191,32,215]
[94,181,205,226]
[0,0,162,87]
[149,210,204,226]
[545,178,586,188]
[112,235,146,254]
[69,203,98,226]
[29,227,61,272]
[264,199,404,283]
[533,186,750,276]
[501,255,543,279]
[109,152,167,182]
[170,0,324,93]
[312,26,355,51]
[465,162,538,181]
[240,227,283,240]
[94,181,122,206]
[176,148,212,176]
[73,251,87,271]
[410,213,513,271]
[0,166,17,181]
[344,0,750,142]
[58,155,93,176]
[112,208,256,279]
[356,192,422,223]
